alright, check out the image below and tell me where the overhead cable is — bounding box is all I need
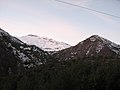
[55,0,120,19]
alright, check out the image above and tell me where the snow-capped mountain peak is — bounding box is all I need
[80,35,120,55]
[88,35,120,54]
[19,34,71,51]
[54,35,120,61]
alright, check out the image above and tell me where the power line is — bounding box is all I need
[55,0,120,19]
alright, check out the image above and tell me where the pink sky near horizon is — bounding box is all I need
[0,0,120,45]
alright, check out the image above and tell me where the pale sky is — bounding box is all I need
[0,0,120,45]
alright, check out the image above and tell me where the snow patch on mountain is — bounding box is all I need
[19,34,71,51]
[96,43,104,53]
[90,35,120,55]
[90,37,96,42]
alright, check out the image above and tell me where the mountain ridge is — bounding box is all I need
[19,34,71,51]
[54,35,120,61]
[0,28,51,76]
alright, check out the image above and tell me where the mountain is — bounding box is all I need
[19,34,71,51]
[54,35,120,61]
[0,28,51,76]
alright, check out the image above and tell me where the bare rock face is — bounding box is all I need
[54,35,120,61]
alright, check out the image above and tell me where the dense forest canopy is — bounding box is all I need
[0,58,120,90]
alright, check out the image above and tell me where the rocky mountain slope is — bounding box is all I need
[54,35,120,61]
[0,28,51,76]
[1,28,120,76]
[19,34,71,51]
